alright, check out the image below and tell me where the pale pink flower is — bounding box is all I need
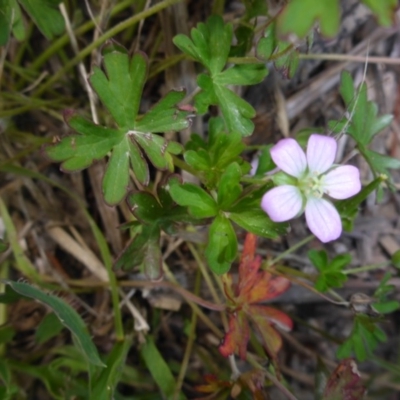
[261,134,361,243]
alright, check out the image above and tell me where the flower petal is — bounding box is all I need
[323,165,361,199]
[261,185,303,222]
[305,197,342,243]
[270,138,307,177]
[306,134,337,174]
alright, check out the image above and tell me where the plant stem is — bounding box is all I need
[344,262,388,275]
[173,269,200,399]
[32,0,184,97]
[267,235,314,267]
[30,0,133,71]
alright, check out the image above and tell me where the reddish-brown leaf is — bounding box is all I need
[219,311,249,359]
[323,359,366,400]
[237,233,262,296]
[249,305,293,332]
[220,233,292,360]
[238,369,268,400]
[195,374,231,393]
[248,307,285,357]
[240,271,291,304]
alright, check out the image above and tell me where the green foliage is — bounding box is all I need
[173,16,268,136]
[250,145,275,176]
[4,280,105,368]
[372,272,400,314]
[169,182,218,219]
[90,339,132,400]
[141,336,186,400]
[257,22,299,78]
[331,72,400,188]
[308,250,350,292]
[277,0,396,38]
[335,170,387,231]
[0,359,19,400]
[278,0,340,37]
[392,249,400,269]
[46,46,189,204]
[361,0,397,26]
[0,0,64,45]
[205,214,238,274]
[337,314,386,361]
[35,312,64,344]
[184,117,248,190]
[169,121,287,274]
[0,238,8,253]
[115,177,194,277]
[0,0,25,45]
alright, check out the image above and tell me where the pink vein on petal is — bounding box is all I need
[307,134,336,174]
[261,185,303,222]
[270,138,307,178]
[323,165,361,199]
[305,197,342,243]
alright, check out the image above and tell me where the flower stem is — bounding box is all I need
[267,235,314,267]
[344,262,389,275]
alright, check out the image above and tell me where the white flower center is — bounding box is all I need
[298,171,325,199]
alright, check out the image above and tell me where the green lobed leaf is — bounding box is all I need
[131,132,168,170]
[46,113,121,171]
[18,0,64,39]
[372,301,400,314]
[362,148,400,176]
[308,250,328,271]
[205,214,237,275]
[90,50,147,129]
[337,314,387,362]
[213,82,256,136]
[214,64,268,86]
[278,0,340,38]
[169,182,218,219]
[136,90,189,132]
[126,190,190,229]
[184,149,210,171]
[174,16,265,137]
[4,280,105,367]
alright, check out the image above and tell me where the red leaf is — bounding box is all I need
[237,233,261,296]
[243,272,291,304]
[220,233,293,360]
[219,311,249,359]
[323,359,366,400]
[248,308,284,357]
[250,305,293,332]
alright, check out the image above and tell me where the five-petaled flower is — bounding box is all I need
[261,134,361,243]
